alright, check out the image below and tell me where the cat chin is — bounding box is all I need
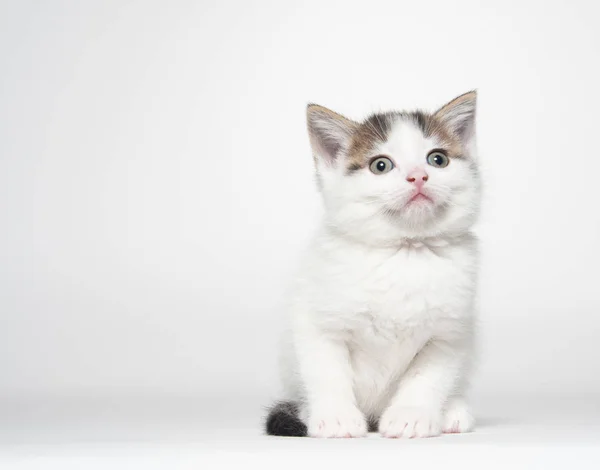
[388,201,437,219]
[382,202,443,229]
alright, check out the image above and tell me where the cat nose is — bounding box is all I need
[406,169,429,188]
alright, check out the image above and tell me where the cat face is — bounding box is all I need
[307,91,480,244]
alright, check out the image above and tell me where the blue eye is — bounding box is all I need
[426,150,449,168]
[369,156,394,174]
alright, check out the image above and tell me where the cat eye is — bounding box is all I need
[426,150,449,168]
[369,156,394,175]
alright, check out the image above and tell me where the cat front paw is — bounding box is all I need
[443,400,475,434]
[307,406,367,438]
[379,406,442,439]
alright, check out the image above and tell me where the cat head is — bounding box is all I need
[307,91,480,245]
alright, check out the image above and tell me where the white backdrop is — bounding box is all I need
[1,0,600,410]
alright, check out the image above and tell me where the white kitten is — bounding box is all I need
[265,92,480,438]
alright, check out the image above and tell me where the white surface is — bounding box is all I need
[1,395,600,469]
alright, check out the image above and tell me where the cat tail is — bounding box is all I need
[264,401,308,437]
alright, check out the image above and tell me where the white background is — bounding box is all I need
[1,0,600,468]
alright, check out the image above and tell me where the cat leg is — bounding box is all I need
[379,337,470,438]
[294,320,367,438]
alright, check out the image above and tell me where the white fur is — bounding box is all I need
[277,95,479,438]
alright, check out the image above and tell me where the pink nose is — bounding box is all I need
[406,168,429,189]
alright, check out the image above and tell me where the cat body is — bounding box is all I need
[266,92,480,438]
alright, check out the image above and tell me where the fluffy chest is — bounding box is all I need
[305,239,476,335]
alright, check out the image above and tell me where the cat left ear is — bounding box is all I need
[307,104,358,165]
[434,90,477,143]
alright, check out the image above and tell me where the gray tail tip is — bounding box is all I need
[264,401,307,437]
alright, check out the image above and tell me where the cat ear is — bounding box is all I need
[306,104,358,165]
[434,90,477,143]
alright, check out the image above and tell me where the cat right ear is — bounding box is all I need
[306,104,358,165]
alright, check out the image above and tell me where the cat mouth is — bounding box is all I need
[407,192,433,204]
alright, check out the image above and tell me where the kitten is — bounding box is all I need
[265,91,480,438]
